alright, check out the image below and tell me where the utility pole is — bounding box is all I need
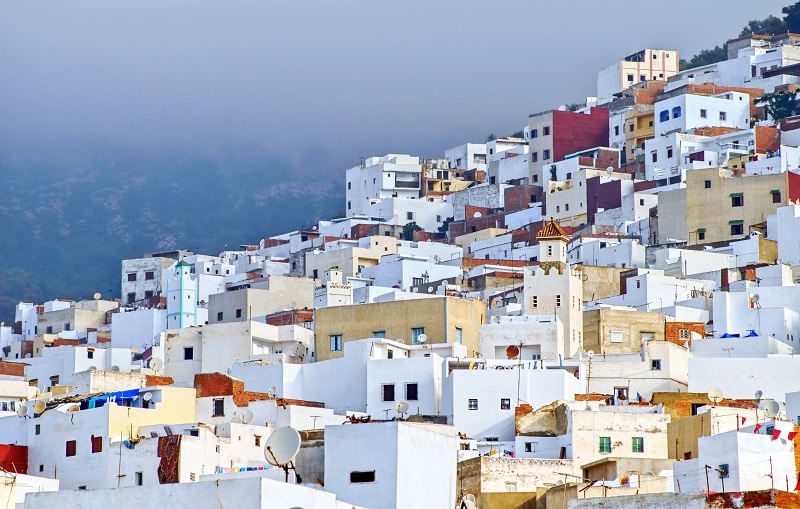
[704,465,711,492]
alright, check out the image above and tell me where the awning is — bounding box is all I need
[770,189,781,194]
[729,220,744,225]
[697,228,707,233]
[729,192,744,197]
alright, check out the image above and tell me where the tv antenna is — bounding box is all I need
[264,426,302,483]
[395,400,409,418]
[707,387,723,405]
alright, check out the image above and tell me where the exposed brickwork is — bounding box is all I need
[0,361,26,377]
[665,322,705,346]
[706,489,800,508]
[145,375,175,386]
[261,238,289,249]
[552,107,610,164]
[264,308,314,326]
[194,372,324,409]
[504,185,541,214]
[413,231,447,242]
[53,339,80,347]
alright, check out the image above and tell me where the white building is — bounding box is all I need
[445,143,487,172]
[121,256,176,305]
[654,92,750,137]
[345,154,422,217]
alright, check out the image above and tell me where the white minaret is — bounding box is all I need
[165,260,198,329]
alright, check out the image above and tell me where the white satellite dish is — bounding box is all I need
[707,387,723,405]
[268,386,278,398]
[150,358,164,371]
[87,366,97,371]
[33,401,46,414]
[110,365,120,372]
[751,293,760,304]
[16,404,29,417]
[395,400,410,415]
[93,292,102,300]
[606,166,614,174]
[762,400,780,418]
[723,169,733,178]
[289,342,305,357]
[240,408,254,424]
[396,339,405,344]
[143,392,153,402]
[586,350,595,359]
[473,212,482,218]
[264,426,301,467]
[755,389,764,400]
[417,334,428,344]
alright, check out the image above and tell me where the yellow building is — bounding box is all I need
[583,308,665,355]
[625,105,655,158]
[304,235,398,280]
[685,167,796,245]
[314,296,485,361]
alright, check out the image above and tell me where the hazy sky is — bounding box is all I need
[0,0,790,171]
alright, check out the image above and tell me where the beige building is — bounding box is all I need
[37,300,119,336]
[546,169,632,227]
[583,308,666,355]
[684,168,798,245]
[597,49,679,101]
[667,406,764,461]
[304,235,398,280]
[208,276,315,324]
[314,296,485,361]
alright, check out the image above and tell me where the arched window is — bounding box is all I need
[659,110,669,122]
[672,106,682,119]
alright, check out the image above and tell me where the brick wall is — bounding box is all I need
[665,322,705,346]
[145,375,175,386]
[552,107,610,163]
[0,361,25,377]
[504,185,541,213]
[194,372,324,408]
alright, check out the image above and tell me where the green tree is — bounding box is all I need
[680,45,727,71]
[784,1,800,33]
[739,15,787,37]
[549,165,558,182]
[509,130,524,138]
[437,216,454,235]
[756,90,798,121]
[485,133,497,142]
[402,221,422,240]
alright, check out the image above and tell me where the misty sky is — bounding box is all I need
[0,0,790,171]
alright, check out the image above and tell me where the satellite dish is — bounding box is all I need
[150,358,163,371]
[762,400,780,418]
[16,404,29,417]
[586,350,595,359]
[724,169,733,178]
[87,366,97,371]
[93,292,101,300]
[395,400,409,414]
[751,293,760,304]
[143,392,153,402]
[606,166,614,174]
[755,390,764,400]
[268,386,278,398]
[396,339,405,344]
[289,342,305,357]
[473,212,482,218]
[264,427,301,467]
[417,334,428,344]
[505,345,520,359]
[707,387,724,405]
[33,401,46,414]
[240,408,254,424]
[110,365,120,372]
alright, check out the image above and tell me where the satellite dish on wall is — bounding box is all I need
[33,401,46,414]
[87,366,97,371]
[93,293,102,300]
[417,334,428,344]
[110,365,120,372]
[268,386,278,398]
[240,408,254,424]
[505,345,520,359]
[150,358,163,371]
[288,342,305,357]
[16,404,29,417]
[707,387,724,405]
[473,212,482,218]
[755,390,764,400]
[762,400,780,418]
[264,427,301,467]
[606,166,614,174]
[395,400,410,415]
[586,350,595,359]
[143,392,153,402]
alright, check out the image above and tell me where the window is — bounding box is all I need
[254,435,261,447]
[566,172,572,180]
[565,203,569,211]
[127,293,136,305]
[610,330,623,343]
[525,442,538,453]
[127,273,137,282]
[347,182,351,190]
[350,471,376,483]
[468,399,478,410]
[629,123,634,132]
[642,332,654,342]
[543,149,550,160]
[49,375,59,387]
[217,312,223,321]
[235,309,242,318]
[627,74,634,82]
[455,327,463,344]
[731,194,744,207]
[698,230,706,241]
[35,424,41,435]
[651,152,657,163]
[543,126,550,136]
[46,326,53,334]
[406,212,413,220]
[531,152,538,162]
[213,398,225,417]
[772,190,782,203]
[87,350,94,359]
[135,471,143,486]
[659,110,669,122]
[373,330,385,338]
[651,359,662,370]
[382,383,395,402]
[700,109,707,118]
[672,107,681,119]
[614,126,619,136]
[66,440,76,457]
[667,147,673,158]
[679,329,690,339]
[330,335,343,352]
[411,327,425,344]
[718,464,730,479]
[347,201,351,210]
[500,398,511,410]
[184,347,194,360]
[640,74,646,81]
[39,465,43,472]
[704,180,711,189]
[632,437,644,453]
[532,296,538,308]
[731,222,744,235]
[599,437,611,453]
[506,482,517,492]
[531,129,538,138]
[556,295,562,307]
[719,111,727,121]
[92,435,102,453]
[144,290,154,299]
[406,383,418,401]
[145,271,154,280]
